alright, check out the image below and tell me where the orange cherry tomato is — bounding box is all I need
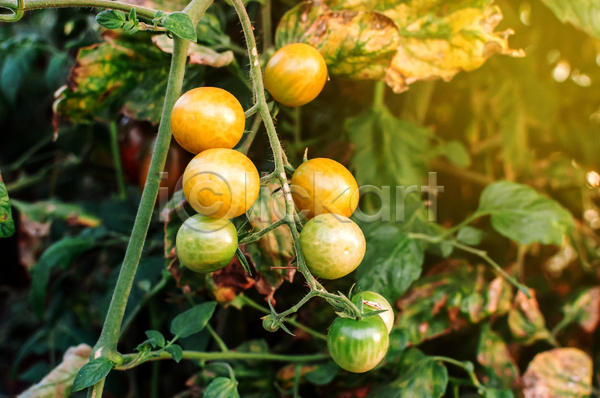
[264,43,327,107]
[182,148,260,219]
[170,87,245,154]
[291,158,359,220]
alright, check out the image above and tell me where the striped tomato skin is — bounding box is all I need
[327,315,389,373]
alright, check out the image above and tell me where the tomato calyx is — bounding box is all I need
[260,301,295,336]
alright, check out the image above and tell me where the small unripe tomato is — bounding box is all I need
[182,148,260,219]
[176,214,238,273]
[291,158,359,220]
[170,87,245,154]
[351,291,394,333]
[327,315,389,373]
[264,43,327,107]
[300,214,366,279]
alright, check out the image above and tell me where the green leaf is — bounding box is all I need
[30,236,96,316]
[0,178,15,238]
[477,323,519,389]
[477,181,575,245]
[540,0,600,39]
[170,302,217,338]
[523,348,592,398]
[12,199,101,227]
[305,361,339,386]
[442,140,472,168]
[456,226,485,246]
[129,7,137,22]
[146,330,166,348]
[161,12,197,42]
[355,224,425,301]
[347,107,434,188]
[203,377,240,398]
[72,357,114,392]
[1,43,36,103]
[370,348,448,398]
[484,389,515,398]
[166,344,183,362]
[95,10,127,29]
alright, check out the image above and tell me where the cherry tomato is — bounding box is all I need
[327,315,389,373]
[264,43,327,107]
[300,214,365,279]
[291,158,359,220]
[170,87,245,154]
[176,214,238,273]
[182,148,260,219]
[351,291,394,333]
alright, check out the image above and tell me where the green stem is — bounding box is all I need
[260,0,272,50]
[239,296,327,341]
[206,323,229,352]
[0,0,158,19]
[109,121,127,200]
[238,112,262,155]
[119,275,168,339]
[432,357,484,393]
[373,81,385,109]
[239,218,285,244]
[86,0,213,395]
[408,233,531,298]
[116,350,329,369]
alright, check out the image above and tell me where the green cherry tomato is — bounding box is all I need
[351,291,394,333]
[300,213,366,279]
[327,315,389,373]
[175,214,238,273]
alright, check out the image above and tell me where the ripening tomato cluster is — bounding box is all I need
[172,86,257,273]
[171,43,390,374]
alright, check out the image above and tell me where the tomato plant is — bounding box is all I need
[182,148,260,219]
[264,43,327,107]
[327,315,389,373]
[2,0,599,397]
[176,214,238,273]
[291,157,359,219]
[171,87,245,154]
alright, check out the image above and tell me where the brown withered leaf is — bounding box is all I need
[563,287,600,333]
[18,213,51,270]
[276,0,524,93]
[522,348,592,398]
[508,290,553,345]
[247,183,295,277]
[18,344,91,398]
[152,35,234,67]
[394,262,513,347]
[275,2,400,80]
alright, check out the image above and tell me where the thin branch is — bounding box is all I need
[116,350,329,369]
[0,0,158,19]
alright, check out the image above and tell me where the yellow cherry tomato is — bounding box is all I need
[170,87,245,154]
[183,148,260,219]
[264,43,328,107]
[300,214,366,280]
[291,158,359,220]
